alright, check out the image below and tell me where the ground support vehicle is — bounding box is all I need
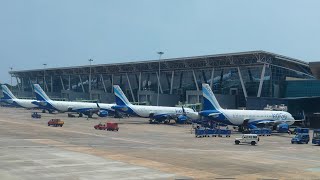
[195,128,206,138]
[235,134,259,145]
[195,128,231,138]
[48,119,64,127]
[31,112,41,119]
[291,133,309,144]
[250,128,271,136]
[205,129,217,137]
[294,128,309,134]
[217,129,231,137]
[68,113,76,118]
[312,129,320,145]
[106,122,119,131]
[94,123,107,130]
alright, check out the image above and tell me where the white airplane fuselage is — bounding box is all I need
[5,99,38,109]
[40,100,114,112]
[122,104,199,119]
[206,109,295,126]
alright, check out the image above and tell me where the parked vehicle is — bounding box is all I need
[291,133,309,144]
[235,134,259,145]
[31,112,41,119]
[106,122,119,131]
[250,128,271,136]
[48,119,64,127]
[94,122,119,131]
[312,129,320,145]
[94,123,107,130]
[294,128,309,134]
[68,113,76,118]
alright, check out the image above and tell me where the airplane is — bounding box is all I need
[32,84,114,118]
[111,85,198,124]
[0,84,38,109]
[199,83,298,132]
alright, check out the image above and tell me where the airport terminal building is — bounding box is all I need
[9,51,315,106]
[9,50,320,127]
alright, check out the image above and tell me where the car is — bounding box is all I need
[235,134,259,145]
[291,133,309,144]
[94,122,119,131]
[48,119,64,127]
[31,112,41,119]
[94,123,107,130]
[68,113,76,118]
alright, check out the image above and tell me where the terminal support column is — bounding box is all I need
[51,76,53,93]
[126,73,136,102]
[111,74,114,93]
[16,77,21,91]
[237,67,247,99]
[21,77,24,91]
[138,72,141,91]
[29,77,33,92]
[192,70,200,103]
[257,64,266,97]
[60,76,65,90]
[192,70,199,91]
[156,72,163,94]
[78,75,85,93]
[100,74,107,92]
[68,75,71,90]
[210,68,215,89]
[170,71,174,94]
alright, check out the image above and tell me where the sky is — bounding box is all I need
[0,0,320,84]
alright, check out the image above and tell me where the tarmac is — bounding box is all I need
[0,107,320,180]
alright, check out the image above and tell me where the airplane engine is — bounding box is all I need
[176,115,188,124]
[98,110,108,117]
[276,123,289,133]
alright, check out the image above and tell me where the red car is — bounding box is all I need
[48,119,64,127]
[94,123,107,130]
[94,122,119,131]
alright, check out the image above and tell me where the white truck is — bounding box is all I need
[235,134,259,145]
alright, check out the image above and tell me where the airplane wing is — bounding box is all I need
[208,112,221,118]
[255,119,301,126]
[152,113,172,119]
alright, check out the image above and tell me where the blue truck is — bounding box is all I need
[291,133,310,144]
[294,128,309,134]
[312,129,320,145]
[250,128,272,136]
[195,128,231,138]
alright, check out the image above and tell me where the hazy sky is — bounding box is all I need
[0,0,319,84]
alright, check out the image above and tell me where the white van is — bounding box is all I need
[235,134,259,145]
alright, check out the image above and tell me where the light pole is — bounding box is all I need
[88,59,93,100]
[10,67,13,91]
[156,52,164,106]
[43,63,47,92]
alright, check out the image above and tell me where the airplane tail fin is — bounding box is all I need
[1,85,17,99]
[33,84,51,101]
[113,85,131,106]
[202,83,222,111]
